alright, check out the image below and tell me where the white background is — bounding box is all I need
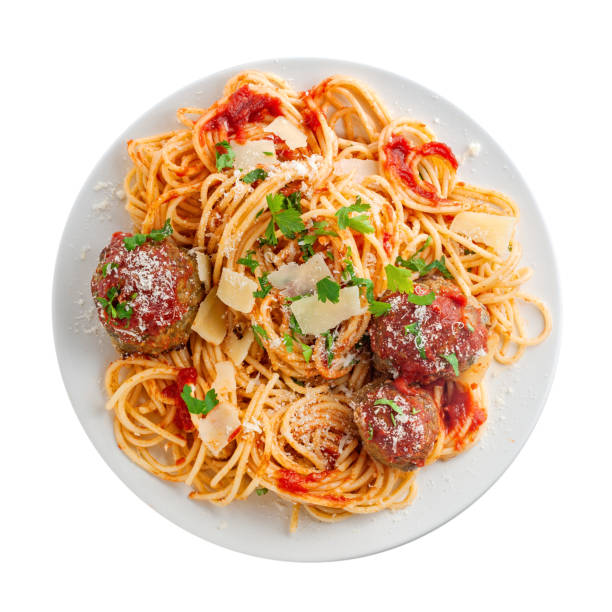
[2,1,610,610]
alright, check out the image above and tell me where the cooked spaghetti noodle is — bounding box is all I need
[103,71,550,531]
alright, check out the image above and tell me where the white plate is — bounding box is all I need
[53,58,561,561]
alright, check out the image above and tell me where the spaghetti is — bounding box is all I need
[102,71,550,531]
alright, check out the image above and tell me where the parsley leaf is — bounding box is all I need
[253,273,272,299]
[283,333,294,353]
[322,331,334,365]
[252,324,268,347]
[368,301,391,317]
[351,276,374,303]
[266,193,285,214]
[275,208,305,238]
[215,140,235,171]
[316,277,340,303]
[405,321,427,359]
[123,219,173,251]
[368,425,374,440]
[241,168,267,184]
[385,264,414,294]
[238,250,259,273]
[407,292,436,305]
[101,262,118,277]
[300,342,313,362]
[335,197,374,234]
[289,314,303,336]
[441,352,460,376]
[256,487,269,495]
[466,322,475,333]
[374,398,403,414]
[180,385,219,415]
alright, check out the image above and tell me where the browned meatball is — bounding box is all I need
[369,275,489,384]
[91,230,204,354]
[352,380,440,471]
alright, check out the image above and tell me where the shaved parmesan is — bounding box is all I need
[264,116,307,150]
[197,402,241,456]
[217,268,258,313]
[213,360,236,394]
[268,252,332,297]
[334,158,379,183]
[191,289,227,345]
[225,329,254,365]
[230,139,276,170]
[450,212,517,255]
[195,252,211,292]
[290,285,363,336]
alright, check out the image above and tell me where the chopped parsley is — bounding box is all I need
[260,192,306,245]
[322,331,334,365]
[385,264,414,294]
[441,352,460,376]
[374,398,403,414]
[396,237,451,279]
[297,220,338,259]
[123,219,173,251]
[96,287,137,323]
[300,342,313,363]
[466,322,475,333]
[101,261,118,277]
[252,324,268,347]
[389,412,397,427]
[255,487,269,495]
[263,151,274,156]
[368,300,391,317]
[405,321,427,360]
[180,386,219,415]
[253,273,272,299]
[335,197,374,234]
[368,425,374,440]
[282,333,294,353]
[407,291,436,305]
[316,277,340,303]
[215,140,235,171]
[237,250,259,273]
[289,313,303,336]
[241,168,267,184]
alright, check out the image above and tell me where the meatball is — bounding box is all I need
[352,380,440,471]
[91,231,204,354]
[369,274,489,384]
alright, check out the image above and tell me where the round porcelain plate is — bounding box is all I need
[53,58,561,561]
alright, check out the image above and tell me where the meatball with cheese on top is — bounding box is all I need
[369,274,489,384]
[91,222,204,354]
[352,380,440,471]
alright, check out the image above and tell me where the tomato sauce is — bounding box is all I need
[276,469,331,494]
[204,85,282,137]
[442,383,486,435]
[383,134,458,203]
[162,367,197,432]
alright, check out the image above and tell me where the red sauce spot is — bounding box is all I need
[393,377,420,397]
[227,425,242,443]
[162,367,198,432]
[442,384,486,436]
[276,469,331,494]
[383,232,393,256]
[382,134,458,203]
[271,134,299,161]
[176,457,186,465]
[303,108,321,131]
[204,85,282,137]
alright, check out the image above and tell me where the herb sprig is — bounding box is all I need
[123,219,173,251]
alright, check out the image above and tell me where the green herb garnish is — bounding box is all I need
[405,321,427,360]
[123,219,173,251]
[385,264,414,294]
[241,168,267,184]
[215,140,235,171]
[441,352,460,376]
[335,196,374,234]
[322,331,334,365]
[101,262,118,277]
[368,301,391,317]
[300,342,313,363]
[407,292,436,305]
[253,273,272,299]
[256,487,269,495]
[374,398,403,414]
[283,333,294,353]
[316,277,340,303]
[252,324,268,347]
[180,385,219,415]
[238,250,259,273]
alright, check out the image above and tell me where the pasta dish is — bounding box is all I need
[91,71,550,531]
